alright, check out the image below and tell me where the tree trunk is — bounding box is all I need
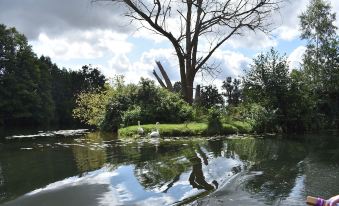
[185,73,195,104]
[195,84,201,103]
[152,70,166,89]
[156,61,173,91]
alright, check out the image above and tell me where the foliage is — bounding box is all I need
[72,85,113,127]
[243,48,290,110]
[78,78,194,131]
[207,107,223,134]
[227,103,278,133]
[229,121,253,134]
[69,65,106,93]
[0,24,107,127]
[299,0,339,128]
[197,85,224,109]
[242,48,297,132]
[222,77,242,106]
[284,70,315,131]
[192,106,208,123]
[121,105,142,127]
[0,25,53,126]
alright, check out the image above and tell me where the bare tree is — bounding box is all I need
[95,0,282,104]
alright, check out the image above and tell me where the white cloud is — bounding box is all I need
[31,30,132,61]
[275,26,300,41]
[206,50,251,78]
[195,49,251,89]
[108,48,179,84]
[287,46,306,71]
[105,45,252,87]
[32,33,102,60]
[273,0,338,41]
[224,32,278,50]
[271,0,308,41]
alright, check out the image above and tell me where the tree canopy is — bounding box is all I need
[0,24,106,127]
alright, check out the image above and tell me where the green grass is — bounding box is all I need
[229,121,253,133]
[118,121,253,138]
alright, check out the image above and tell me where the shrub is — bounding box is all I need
[227,103,278,133]
[99,78,193,131]
[207,106,223,134]
[72,86,113,127]
[122,105,142,127]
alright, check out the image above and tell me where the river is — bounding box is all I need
[0,129,338,206]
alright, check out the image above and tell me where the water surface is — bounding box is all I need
[0,130,338,205]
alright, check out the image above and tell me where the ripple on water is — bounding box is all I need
[5,129,89,140]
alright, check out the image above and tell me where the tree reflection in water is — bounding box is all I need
[189,153,217,191]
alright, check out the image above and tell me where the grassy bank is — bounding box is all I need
[118,121,253,138]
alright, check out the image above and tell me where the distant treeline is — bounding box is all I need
[0,24,106,127]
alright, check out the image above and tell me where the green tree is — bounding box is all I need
[70,65,106,94]
[0,24,108,127]
[299,0,339,127]
[242,48,290,132]
[222,77,241,106]
[285,70,314,131]
[243,48,290,111]
[197,85,224,109]
[0,24,54,126]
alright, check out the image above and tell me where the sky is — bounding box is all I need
[0,0,338,88]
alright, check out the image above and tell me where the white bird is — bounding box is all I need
[150,122,160,138]
[137,121,144,135]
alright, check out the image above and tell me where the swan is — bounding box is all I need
[137,121,144,135]
[150,122,160,138]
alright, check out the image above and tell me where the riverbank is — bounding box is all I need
[118,121,253,137]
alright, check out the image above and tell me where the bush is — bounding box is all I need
[207,107,223,134]
[192,106,208,123]
[227,103,278,133]
[230,121,253,133]
[100,92,133,131]
[122,105,142,127]
[72,86,113,127]
[99,78,193,131]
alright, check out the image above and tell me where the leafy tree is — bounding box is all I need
[285,70,315,131]
[0,24,108,127]
[49,63,107,126]
[73,85,114,127]
[222,77,242,106]
[242,48,291,132]
[70,65,106,94]
[0,25,54,126]
[100,0,282,104]
[299,0,339,128]
[243,48,290,111]
[197,85,224,109]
